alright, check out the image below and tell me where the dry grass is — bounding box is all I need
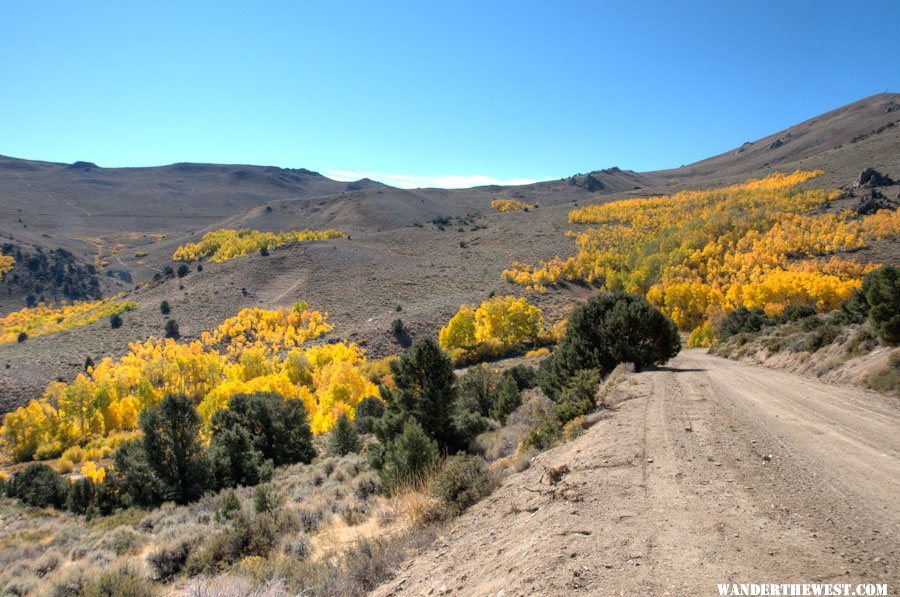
[0,449,450,596]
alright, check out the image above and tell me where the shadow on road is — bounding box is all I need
[654,365,706,373]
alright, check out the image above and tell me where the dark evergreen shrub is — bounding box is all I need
[135,394,210,504]
[330,412,361,455]
[717,306,767,340]
[376,337,462,451]
[863,265,900,345]
[66,477,96,515]
[521,417,563,451]
[253,483,281,515]
[7,464,68,509]
[490,375,522,424]
[147,537,194,582]
[354,396,385,433]
[392,318,404,335]
[208,422,268,489]
[113,439,168,508]
[164,319,180,339]
[778,304,817,323]
[502,364,538,390]
[378,419,439,489]
[457,364,498,418]
[541,292,680,397]
[212,392,315,467]
[554,369,599,423]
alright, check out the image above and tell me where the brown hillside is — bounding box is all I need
[1,92,898,412]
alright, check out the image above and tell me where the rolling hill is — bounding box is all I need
[0,92,898,412]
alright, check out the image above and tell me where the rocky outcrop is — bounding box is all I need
[856,189,898,215]
[767,133,792,151]
[855,167,895,188]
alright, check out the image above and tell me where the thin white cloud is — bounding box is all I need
[324,169,541,189]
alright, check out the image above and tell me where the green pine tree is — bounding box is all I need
[491,375,522,424]
[329,412,361,455]
[379,419,439,489]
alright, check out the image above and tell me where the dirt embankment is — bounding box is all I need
[373,350,900,596]
[713,323,899,396]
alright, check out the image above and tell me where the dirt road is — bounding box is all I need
[373,350,899,596]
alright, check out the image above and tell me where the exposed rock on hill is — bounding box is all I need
[855,167,895,188]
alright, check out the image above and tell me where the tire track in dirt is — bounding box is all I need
[373,350,899,596]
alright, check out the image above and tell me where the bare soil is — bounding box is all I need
[373,350,899,596]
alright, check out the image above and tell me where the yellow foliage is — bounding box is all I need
[548,319,567,343]
[360,356,399,385]
[503,170,900,332]
[0,297,137,344]
[474,295,543,346]
[61,445,84,463]
[310,359,379,433]
[0,303,379,462]
[203,301,333,358]
[80,460,106,484]
[173,228,345,263]
[0,254,13,278]
[0,400,57,462]
[525,347,550,358]
[440,296,544,363]
[687,322,717,348]
[438,305,477,350]
[491,199,534,212]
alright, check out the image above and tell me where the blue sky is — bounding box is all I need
[2,1,899,188]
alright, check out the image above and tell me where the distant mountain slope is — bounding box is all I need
[0,92,898,410]
[660,92,900,185]
[2,93,898,267]
[0,156,383,259]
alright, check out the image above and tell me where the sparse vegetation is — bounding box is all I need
[0,296,136,344]
[491,198,534,212]
[430,453,494,515]
[864,351,900,394]
[173,228,346,263]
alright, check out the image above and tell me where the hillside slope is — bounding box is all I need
[1,93,899,413]
[374,350,900,595]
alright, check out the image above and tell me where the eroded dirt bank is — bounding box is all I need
[373,350,900,596]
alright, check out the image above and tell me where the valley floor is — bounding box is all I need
[373,350,900,595]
